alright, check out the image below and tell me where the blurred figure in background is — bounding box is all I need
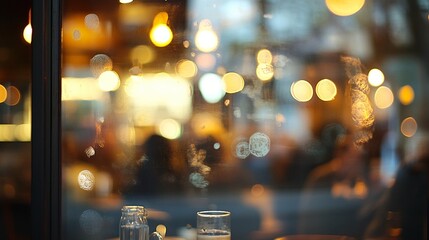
[298,133,370,238]
[126,134,184,196]
[364,132,429,240]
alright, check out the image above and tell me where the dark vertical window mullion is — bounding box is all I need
[31,0,62,239]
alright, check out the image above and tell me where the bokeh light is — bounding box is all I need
[198,73,225,103]
[222,72,245,93]
[124,75,145,97]
[23,23,32,44]
[250,184,265,197]
[374,86,394,109]
[159,118,182,139]
[176,59,198,78]
[84,14,100,30]
[119,0,133,3]
[256,63,274,81]
[368,68,385,87]
[256,49,272,64]
[78,170,95,191]
[79,209,103,235]
[14,124,31,141]
[398,85,414,105]
[291,80,313,102]
[0,84,7,103]
[62,77,103,100]
[150,24,173,47]
[315,78,337,101]
[156,225,167,238]
[149,12,173,47]
[325,0,365,16]
[130,45,155,65]
[98,70,120,91]
[195,53,216,71]
[401,117,417,137]
[5,86,21,106]
[195,19,219,53]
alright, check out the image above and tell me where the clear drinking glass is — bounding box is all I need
[119,206,163,240]
[197,210,231,240]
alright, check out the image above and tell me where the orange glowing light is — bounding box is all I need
[325,0,365,16]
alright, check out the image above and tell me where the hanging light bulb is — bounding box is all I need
[23,9,32,44]
[150,12,173,47]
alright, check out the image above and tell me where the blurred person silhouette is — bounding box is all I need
[126,134,184,196]
[298,133,370,238]
[364,132,429,240]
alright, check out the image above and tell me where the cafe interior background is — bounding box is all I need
[1,0,428,239]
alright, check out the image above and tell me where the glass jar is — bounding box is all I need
[120,206,163,240]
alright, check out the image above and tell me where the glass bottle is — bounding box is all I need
[120,206,163,240]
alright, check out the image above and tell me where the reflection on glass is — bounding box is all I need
[59,1,429,239]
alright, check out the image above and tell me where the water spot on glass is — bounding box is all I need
[90,54,113,78]
[79,209,103,235]
[73,29,81,40]
[224,99,230,106]
[183,40,190,48]
[249,132,270,157]
[189,172,209,188]
[129,66,143,75]
[342,56,374,145]
[273,54,289,68]
[84,13,100,30]
[78,170,95,191]
[187,144,210,189]
[84,146,95,158]
[137,155,148,166]
[233,107,241,118]
[213,142,220,150]
[235,140,250,159]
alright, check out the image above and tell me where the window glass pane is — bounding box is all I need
[61,1,429,239]
[0,1,32,239]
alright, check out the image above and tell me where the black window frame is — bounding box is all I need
[31,0,62,239]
